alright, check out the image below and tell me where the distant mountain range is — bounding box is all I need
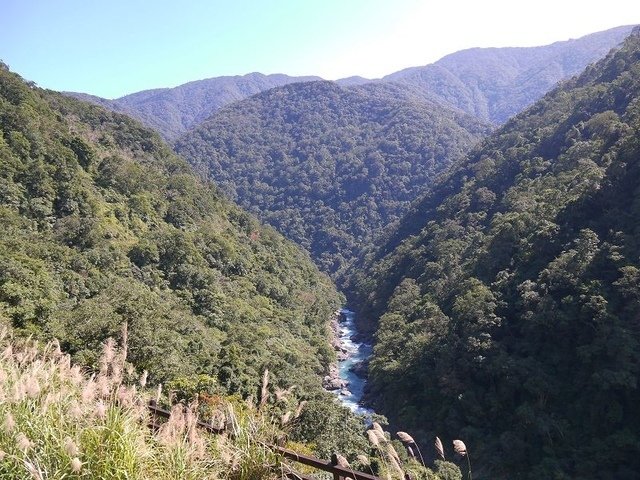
[67,26,635,140]
[384,24,635,123]
[67,73,322,140]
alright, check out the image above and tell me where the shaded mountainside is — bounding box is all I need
[385,25,635,123]
[175,80,491,274]
[0,64,342,397]
[345,30,640,478]
[67,72,322,140]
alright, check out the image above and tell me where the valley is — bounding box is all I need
[1,20,640,480]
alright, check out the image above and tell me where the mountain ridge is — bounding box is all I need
[344,28,640,478]
[65,26,634,141]
[384,24,636,122]
[67,72,323,140]
[0,63,343,399]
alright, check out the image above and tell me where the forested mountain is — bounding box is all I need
[0,63,342,399]
[67,72,321,140]
[344,29,640,478]
[175,80,491,274]
[65,26,632,145]
[385,25,635,123]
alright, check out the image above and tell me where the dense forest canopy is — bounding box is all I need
[175,80,491,274]
[0,63,344,399]
[344,29,640,478]
[3,21,640,480]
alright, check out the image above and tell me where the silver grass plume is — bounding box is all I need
[453,439,467,456]
[397,431,426,467]
[396,431,414,444]
[367,429,380,447]
[453,439,472,480]
[259,369,269,409]
[435,436,445,460]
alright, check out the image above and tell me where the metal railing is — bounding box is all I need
[148,400,380,480]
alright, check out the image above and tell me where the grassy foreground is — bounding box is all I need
[0,327,287,479]
[0,327,465,479]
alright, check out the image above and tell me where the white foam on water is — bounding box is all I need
[333,308,375,417]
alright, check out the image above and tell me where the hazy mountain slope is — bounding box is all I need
[65,26,632,144]
[175,80,491,274]
[335,76,372,86]
[345,29,640,478]
[68,72,322,140]
[384,25,635,123]
[0,63,342,396]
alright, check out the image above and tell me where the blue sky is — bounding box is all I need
[2,0,638,98]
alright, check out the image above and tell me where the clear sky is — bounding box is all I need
[1,0,638,99]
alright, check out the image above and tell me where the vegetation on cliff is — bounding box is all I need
[346,29,640,478]
[0,62,344,412]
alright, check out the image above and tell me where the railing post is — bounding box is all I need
[330,453,344,480]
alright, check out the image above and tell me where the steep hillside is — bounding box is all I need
[67,72,321,140]
[175,80,491,274]
[345,29,640,478]
[385,25,635,123]
[0,63,342,397]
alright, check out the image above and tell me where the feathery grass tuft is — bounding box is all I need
[435,436,445,460]
[396,431,425,467]
[0,329,295,479]
[453,439,472,480]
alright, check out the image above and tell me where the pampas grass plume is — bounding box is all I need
[16,432,33,451]
[453,439,467,456]
[367,429,380,447]
[64,437,80,457]
[453,439,472,480]
[396,431,414,444]
[139,370,148,388]
[3,413,15,433]
[259,369,269,409]
[335,453,350,468]
[71,457,82,473]
[294,400,306,419]
[435,436,445,460]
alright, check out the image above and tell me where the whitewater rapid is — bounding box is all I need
[333,309,375,416]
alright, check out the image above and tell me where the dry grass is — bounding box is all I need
[0,328,291,479]
[453,439,472,480]
[435,436,445,461]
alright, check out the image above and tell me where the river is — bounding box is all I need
[332,308,375,416]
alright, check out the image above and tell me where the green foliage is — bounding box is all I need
[346,30,640,478]
[0,332,302,479]
[434,460,463,480]
[0,65,343,406]
[289,399,370,459]
[175,81,490,274]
